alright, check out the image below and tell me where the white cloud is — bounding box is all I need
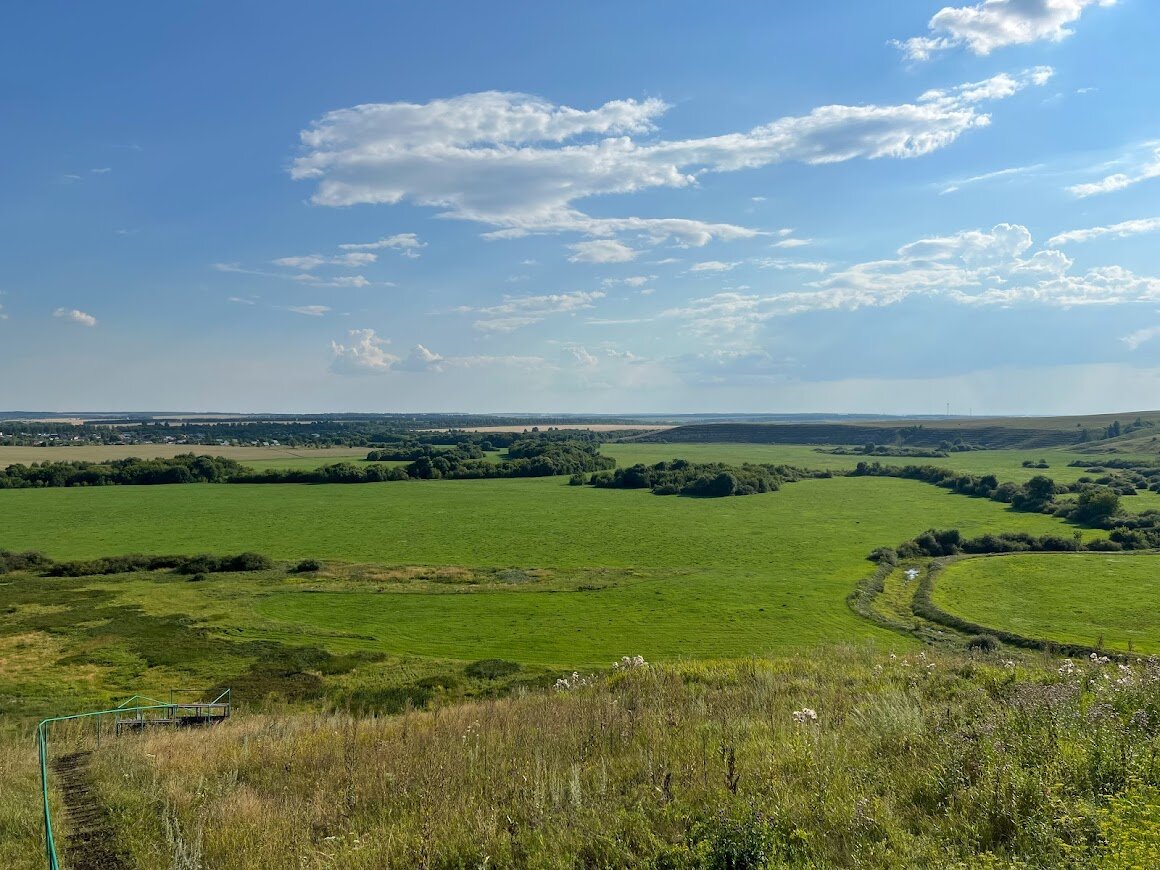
[214,262,378,288]
[938,162,1043,194]
[273,252,377,270]
[691,260,740,272]
[330,328,400,374]
[896,0,1116,60]
[53,308,97,327]
[1122,326,1160,351]
[565,344,600,367]
[567,239,638,263]
[292,73,1050,245]
[1067,146,1160,197]
[287,305,331,316]
[396,344,446,372]
[755,258,831,272]
[660,223,1160,342]
[330,332,545,375]
[0,304,7,321]
[772,238,811,249]
[339,233,426,258]
[601,275,655,288]
[1048,217,1160,246]
[458,290,606,332]
[90,167,112,174]
[295,274,373,288]
[228,296,258,305]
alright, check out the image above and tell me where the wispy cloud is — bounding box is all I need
[895,0,1116,61]
[330,329,545,375]
[1122,325,1160,351]
[286,305,332,316]
[457,290,605,332]
[1048,217,1160,247]
[339,233,426,258]
[53,308,98,327]
[690,260,739,273]
[660,222,1160,344]
[567,239,637,263]
[938,163,1044,195]
[213,262,380,288]
[272,252,377,270]
[1067,144,1160,198]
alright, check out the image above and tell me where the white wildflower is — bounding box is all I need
[792,708,818,725]
[612,655,648,671]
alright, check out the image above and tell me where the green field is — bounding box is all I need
[605,442,1148,484]
[0,474,1093,667]
[933,553,1160,653]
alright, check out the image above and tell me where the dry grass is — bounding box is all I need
[75,646,1160,868]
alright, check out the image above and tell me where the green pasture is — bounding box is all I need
[0,474,1096,669]
[605,443,1149,484]
[933,553,1160,653]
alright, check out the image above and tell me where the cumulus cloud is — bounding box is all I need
[690,260,740,272]
[1067,146,1160,198]
[396,344,446,372]
[457,290,606,332]
[896,0,1116,60]
[53,308,97,327]
[567,239,638,263]
[330,328,400,374]
[1048,217,1160,246]
[292,73,1050,246]
[339,233,427,257]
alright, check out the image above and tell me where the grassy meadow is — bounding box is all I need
[0,475,1096,672]
[933,553,1160,653]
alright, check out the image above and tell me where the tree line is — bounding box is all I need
[582,460,830,497]
[0,440,616,488]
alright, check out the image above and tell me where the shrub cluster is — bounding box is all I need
[889,528,1083,559]
[587,460,825,497]
[3,551,277,577]
[0,549,53,574]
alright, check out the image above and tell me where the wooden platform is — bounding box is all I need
[113,702,230,735]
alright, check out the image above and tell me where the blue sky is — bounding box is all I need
[2,0,1159,414]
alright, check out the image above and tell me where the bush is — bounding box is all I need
[292,559,322,573]
[966,634,1000,653]
[0,549,53,574]
[464,659,522,680]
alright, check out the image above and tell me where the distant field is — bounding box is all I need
[933,553,1160,653]
[0,444,367,468]
[604,443,1150,484]
[0,475,1093,667]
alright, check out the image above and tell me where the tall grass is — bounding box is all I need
[79,646,1160,868]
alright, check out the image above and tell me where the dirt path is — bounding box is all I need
[51,751,130,870]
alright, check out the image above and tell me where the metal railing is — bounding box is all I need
[37,689,230,869]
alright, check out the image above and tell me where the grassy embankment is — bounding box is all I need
[60,648,1160,868]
